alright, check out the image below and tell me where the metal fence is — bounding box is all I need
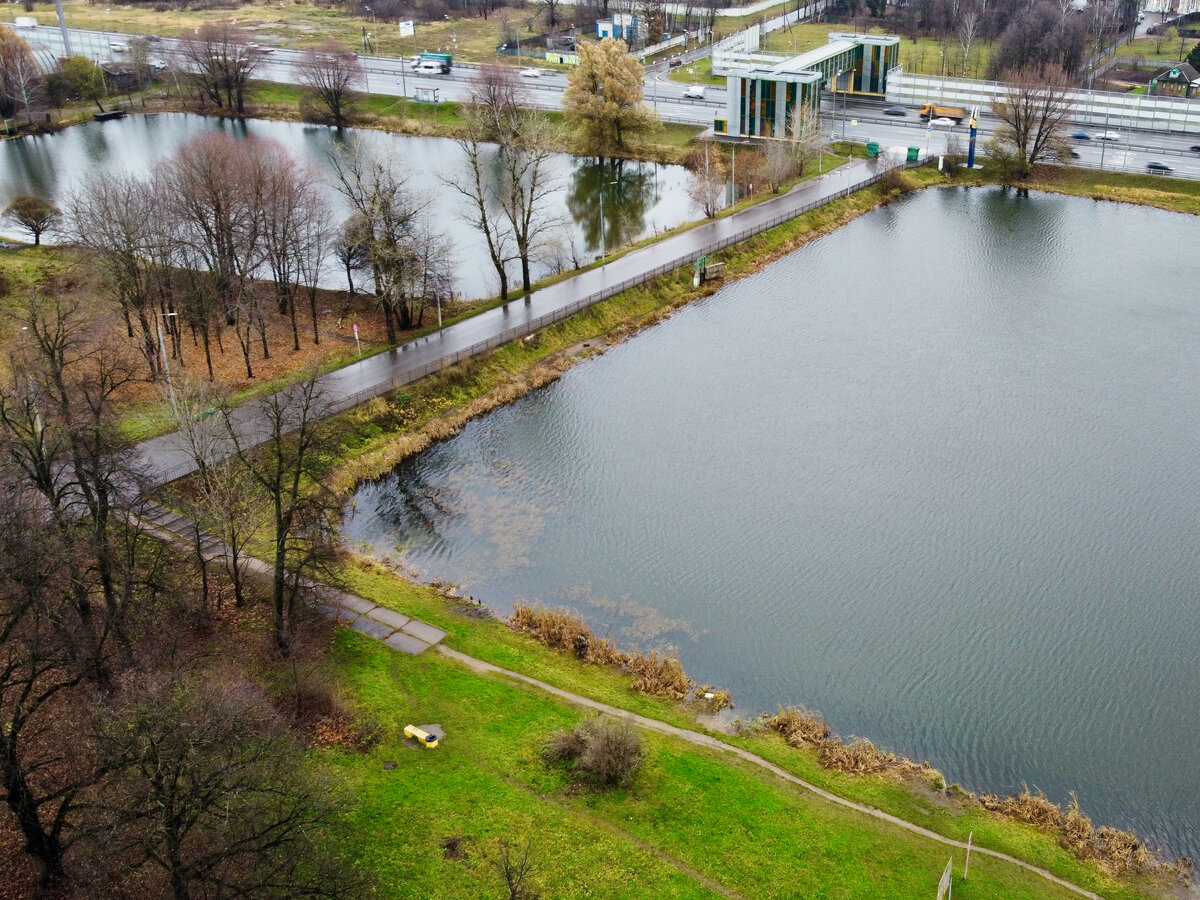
[887,66,1200,134]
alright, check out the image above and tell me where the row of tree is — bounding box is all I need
[0,290,353,896]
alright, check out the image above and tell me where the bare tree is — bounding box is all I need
[294,194,334,347]
[224,377,337,656]
[296,41,363,128]
[95,671,348,899]
[990,66,1075,178]
[65,175,166,378]
[501,112,563,293]
[174,21,260,114]
[958,9,981,75]
[3,195,60,246]
[685,141,725,218]
[331,144,427,339]
[0,27,40,121]
[468,64,526,142]
[334,215,371,300]
[494,837,539,900]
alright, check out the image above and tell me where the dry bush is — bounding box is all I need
[584,635,630,668]
[979,787,1064,828]
[544,717,643,788]
[628,650,690,700]
[878,166,916,196]
[767,706,829,747]
[508,603,591,652]
[694,685,732,712]
[819,738,919,777]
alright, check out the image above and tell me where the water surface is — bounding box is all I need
[345,187,1200,859]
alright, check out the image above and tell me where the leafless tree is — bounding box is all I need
[0,30,42,125]
[334,214,371,300]
[958,10,981,74]
[66,175,167,378]
[174,21,260,114]
[501,112,563,293]
[469,64,526,142]
[296,41,363,128]
[990,65,1075,178]
[494,837,539,900]
[160,132,269,378]
[294,194,334,347]
[762,141,798,193]
[331,144,431,338]
[224,376,338,656]
[686,141,726,218]
[94,670,349,899]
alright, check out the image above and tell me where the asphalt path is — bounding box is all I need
[134,155,889,485]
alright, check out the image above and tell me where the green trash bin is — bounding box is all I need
[907,146,920,163]
[866,141,880,158]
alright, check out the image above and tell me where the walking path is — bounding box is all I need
[135,157,913,486]
[141,501,1104,899]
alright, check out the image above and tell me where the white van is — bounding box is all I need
[14,16,38,28]
[110,42,130,54]
[416,60,444,74]
[683,85,705,99]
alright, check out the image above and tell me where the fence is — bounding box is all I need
[887,66,1200,134]
[149,158,917,487]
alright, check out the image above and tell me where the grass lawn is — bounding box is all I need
[667,58,726,87]
[318,624,1170,899]
[1118,35,1194,65]
[758,23,994,78]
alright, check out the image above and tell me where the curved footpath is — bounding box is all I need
[135,156,902,485]
[139,502,1104,899]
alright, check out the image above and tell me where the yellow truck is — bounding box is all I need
[919,103,967,123]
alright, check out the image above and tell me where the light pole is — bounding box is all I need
[599,178,618,263]
[156,311,178,417]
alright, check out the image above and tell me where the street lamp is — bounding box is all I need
[598,178,619,263]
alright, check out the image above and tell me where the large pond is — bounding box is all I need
[343,186,1200,859]
[0,113,694,298]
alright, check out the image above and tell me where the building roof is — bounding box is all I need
[773,39,856,74]
[1151,62,1200,83]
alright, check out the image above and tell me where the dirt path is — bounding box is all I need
[437,645,1107,900]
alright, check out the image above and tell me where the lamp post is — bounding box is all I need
[599,178,618,263]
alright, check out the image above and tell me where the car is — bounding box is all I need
[1070,149,1080,158]
[1146,161,1173,174]
[520,68,541,78]
[930,117,957,127]
[1190,144,1200,152]
[883,105,908,116]
[1095,131,1121,141]
[683,84,705,99]
[1071,131,1090,140]
[668,56,682,68]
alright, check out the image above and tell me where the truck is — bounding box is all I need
[919,103,967,123]
[412,52,452,74]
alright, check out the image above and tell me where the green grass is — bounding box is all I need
[317,627,1169,899]
[666,58,726,87]
[758,23,995,78]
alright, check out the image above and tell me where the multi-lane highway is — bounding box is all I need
[15,22,1200,178]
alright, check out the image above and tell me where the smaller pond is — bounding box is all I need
[0,113,697,298]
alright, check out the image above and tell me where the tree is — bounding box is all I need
[685,142,725,218]
[95,671,347,899]
[296,41,363,128]
[174,21,260,114]
[1187,40,1200,71]
[3,195,60,246]
[50,56,108,111]
[990,66,1075,179]
[224,377,337,656]
[0,27,41,123]
[501,111,562,292]
[562,37,658,160]
[787,103,826,178]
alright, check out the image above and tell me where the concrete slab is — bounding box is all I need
[386,631,431,655]
[350,617,395,640]
[401,620,447,645]
[368,607,411,630]
[311,601,357,624]
[332,593,379,617]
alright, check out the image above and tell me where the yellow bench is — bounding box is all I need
[404,724,439,749]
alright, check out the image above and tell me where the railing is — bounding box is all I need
[887,65,1200,134]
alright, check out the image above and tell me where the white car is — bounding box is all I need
[1095,131,1121,141]
[520,68,541,78]
[930,117,957,127]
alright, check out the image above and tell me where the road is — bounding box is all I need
[134,155,894,485]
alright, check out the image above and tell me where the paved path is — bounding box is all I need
[141,504,1104,897]
[437,645,1107,900]
[135,157,903,486]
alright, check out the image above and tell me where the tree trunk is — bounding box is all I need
[1,744,67,892]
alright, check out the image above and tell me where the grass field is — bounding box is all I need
[759,23,995,78]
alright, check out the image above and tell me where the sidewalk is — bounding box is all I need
[135,157,904,487]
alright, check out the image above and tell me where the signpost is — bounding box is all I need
[936,858,953,900]
[398,20,414,37]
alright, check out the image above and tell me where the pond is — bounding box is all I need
[343,186,1200,860]
[0,113,695,298]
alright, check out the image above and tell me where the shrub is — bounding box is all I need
[543,717,643,788]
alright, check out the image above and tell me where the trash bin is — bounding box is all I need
[907,146,920,163]
[866,141,880,157]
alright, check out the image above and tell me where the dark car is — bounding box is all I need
[668,56,683,68]
[1071,131,1090,140]
[1190,144,1200,152]
[883,105,908,116]
[1146,161,1173,174]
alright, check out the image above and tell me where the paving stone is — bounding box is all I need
[350,617,395,640]
[312,601,357,624]
[401,620,446,645]
[332,593,378,617]
[368,607,411,630]
[385,631,431,655]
